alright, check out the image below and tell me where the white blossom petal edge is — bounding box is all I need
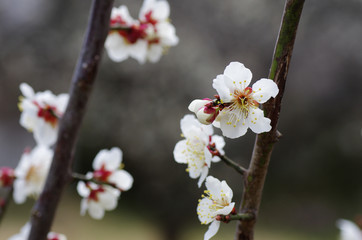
[336,219,362,240]
[173,115,225,187]
[197,176,235,240]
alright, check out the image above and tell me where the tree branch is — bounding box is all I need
[219,155,247,176]
[28,1,114,239]
[234,1,305,239]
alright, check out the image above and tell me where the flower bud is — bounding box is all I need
[188,99,219,125]
[0,167,15,187]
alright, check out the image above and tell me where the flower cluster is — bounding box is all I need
[77,147,133,219]
[105,0,178,64]
[174,61,279,239]
[18,83,69,146]
[8,222,67,240]
[174,115,225,187]
[189,61,279,139]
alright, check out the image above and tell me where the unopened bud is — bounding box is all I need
[0,167,15,187]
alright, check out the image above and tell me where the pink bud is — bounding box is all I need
[0,167,15,187]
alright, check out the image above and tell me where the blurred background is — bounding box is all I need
[1,0,362,239]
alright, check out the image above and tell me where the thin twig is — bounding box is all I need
[234,1,305,239]
[219,155,247,175]
[28,1,114,239]
[71,172,124,191]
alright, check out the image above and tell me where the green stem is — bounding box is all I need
[219,155,247,176]
[235,1,305,240]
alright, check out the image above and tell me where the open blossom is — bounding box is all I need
[174,115,225,187]
[0,167,15,187]
[13,145,53,204]
[105,5,148,63]
[105,0,178,64]
[8,222,67,240]
[18,83,69,146]
[212,62,279,138]
[138,0,179,62]
[90,147,133,191]
[337,219,362,240]
[77,181,120,220]
[197,176,235,240]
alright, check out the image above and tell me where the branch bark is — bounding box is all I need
[28,0,114,239]
[234,1,305,239]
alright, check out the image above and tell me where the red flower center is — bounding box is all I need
[93,164,113,182]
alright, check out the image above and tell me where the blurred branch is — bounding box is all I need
[235,0,305,239]
[0,186,13,226]
[219,155,247,175]
[28,0,114,239]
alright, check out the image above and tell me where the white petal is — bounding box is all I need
[88,201,105,219]
[223,62,252,90]
[77,181,90,197]
[204,220,220,240]
[99,188,120,210]
[80,198,88,216]
[251,78,279,104]
[197,198,215,224]
[109,170,133,191]
[336,219,362,240]
[147,44,163,63]
[211,135,225,157]
[247,108,272,134]
[197,166,209,188]
[111,5,135,24]
[214,202,235,216]
[152,1,170,20]
[129,40,148,64]
[173,140,188,164]
[20,83,34,98]
[188,99,210,113]
[219,112,248,139]
[93,147,122,171]
[221,180,233,201]
[205,176,222,198]
[157,22,178,46]
[105,33,131,62]
[212,75,233,103]
[13,179,27,204]
[33,120,58,146]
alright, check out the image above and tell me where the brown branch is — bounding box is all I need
[28,0,114,239]
[219,155,247,176]
[234,1,305,239]
[0,186,13,226]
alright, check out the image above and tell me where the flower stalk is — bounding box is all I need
[234,0,305,239]
[71,172,124,192]
[28,0,114,239]
[219,155,247,176]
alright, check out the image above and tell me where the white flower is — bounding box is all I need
[139,0,179,62]
[105,6,148,64]
[211,61,279,138]
[18,83,69,146]
[8,222,67,240]
[337,219,362,240]
[91,147,133,191]
[174,115,225,187]
[77,181,120,220]
[197,176,235,240]
[13,145,53,204]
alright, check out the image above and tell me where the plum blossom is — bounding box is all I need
[138,0,179,62]
[77,181,120,220]
[18,83,69,146]
[212,62,279,138]
[90,147,133,191]
[337,219,362,240]
[197,176,235,240]
[0,167,15,187]
[8,222,67,240]
[105,0,178,64]
[105,5,148,63]
[174,115,225,187]
[13,145,53,204]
